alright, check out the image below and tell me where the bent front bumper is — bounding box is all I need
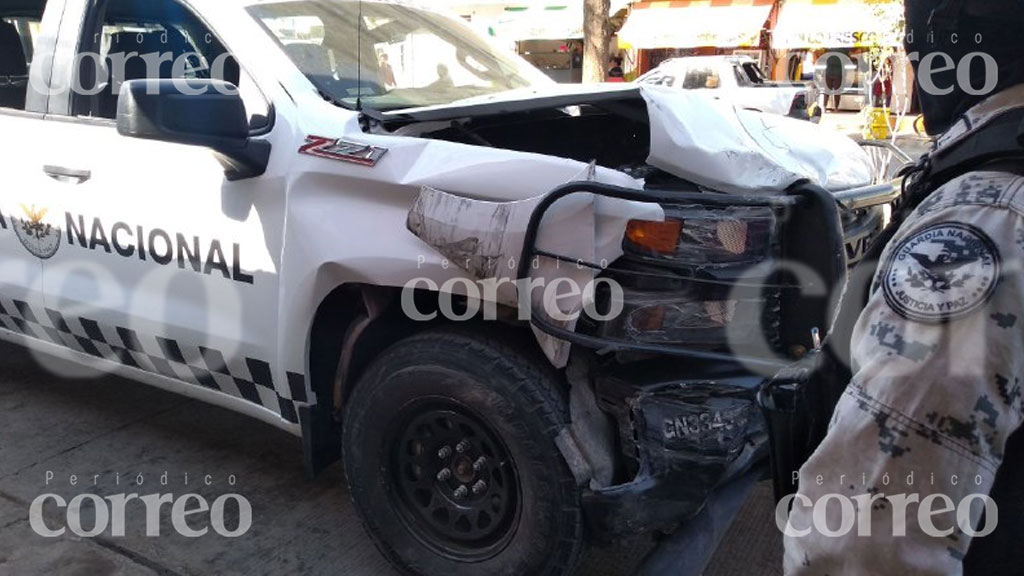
[517,178,903,538]
[583,360,768,536]
[512,181,849,537]
[406,176,899,537]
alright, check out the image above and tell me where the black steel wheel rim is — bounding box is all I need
[385,399,521,561]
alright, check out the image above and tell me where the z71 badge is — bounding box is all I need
[299,136,387,166]
[882,223,1000,323]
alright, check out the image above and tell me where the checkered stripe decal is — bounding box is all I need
[0,295,307,424]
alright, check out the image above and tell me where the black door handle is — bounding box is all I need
[44,165,92,184]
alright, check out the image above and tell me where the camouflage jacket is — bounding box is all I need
[784,85,1024,575]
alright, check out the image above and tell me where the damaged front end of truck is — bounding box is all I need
[391,85,900,554]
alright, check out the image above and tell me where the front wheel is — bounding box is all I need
[342,328,584,576]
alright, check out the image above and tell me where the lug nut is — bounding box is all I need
[436,468,451,482]
[455,439,471,454]
[453,485,469,499]
[472,480,487,495]
[472,457,487,472]
[437,445,452,459]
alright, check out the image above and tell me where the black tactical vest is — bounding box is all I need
[965,428,1024,574]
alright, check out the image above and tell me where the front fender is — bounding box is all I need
[406,180,662,367]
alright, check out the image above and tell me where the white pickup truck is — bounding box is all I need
[0,0,898,574]
[638,55,821,122]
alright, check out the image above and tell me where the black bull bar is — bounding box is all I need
[513,180,850,561]
[515,179,848,366]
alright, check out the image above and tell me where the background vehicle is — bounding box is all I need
[637,55,821,122]
[0,1,898,575]
[811,52,868,112]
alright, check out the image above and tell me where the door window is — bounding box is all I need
[682,67,719,90]
[71,0,271,130]
[0,6,46,111]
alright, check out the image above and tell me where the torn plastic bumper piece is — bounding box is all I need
[584,362,768,536]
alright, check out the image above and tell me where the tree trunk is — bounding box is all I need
[583,0,610,83]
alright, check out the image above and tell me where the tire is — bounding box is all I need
[342,328,583,576]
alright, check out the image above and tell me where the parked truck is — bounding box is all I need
[638,55,822,122]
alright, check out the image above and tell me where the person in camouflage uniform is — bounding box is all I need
[783,1,1024,574]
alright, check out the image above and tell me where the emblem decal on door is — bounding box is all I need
[13,205,61,260]
[299,136,387,166]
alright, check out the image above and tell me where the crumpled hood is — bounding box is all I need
[641,86,874,194]
[395,83,875,195]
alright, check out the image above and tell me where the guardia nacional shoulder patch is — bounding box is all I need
[882,223,1000,323]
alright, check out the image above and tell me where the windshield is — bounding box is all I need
[246,0,548,111]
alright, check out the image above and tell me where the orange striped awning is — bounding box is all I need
[619,0,774,49]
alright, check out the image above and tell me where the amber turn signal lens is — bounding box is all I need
[625,219,682,254]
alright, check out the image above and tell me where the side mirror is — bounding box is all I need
[116,79,271,181]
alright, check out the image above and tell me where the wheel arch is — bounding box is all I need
[301,281,545,476]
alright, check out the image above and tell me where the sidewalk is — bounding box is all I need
[820,110,934,160]
[818,110,922,138]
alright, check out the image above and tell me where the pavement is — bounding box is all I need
[819,110,934,158]
[0,340,782,576]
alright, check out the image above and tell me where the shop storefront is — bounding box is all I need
[502,5,586,83]
[617,0,776,75]
[448,1,628,83]
[771,0,911,112]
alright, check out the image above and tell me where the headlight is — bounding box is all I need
[623,206,775,267]
[582,204,781,348]
[597,287,772,346]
